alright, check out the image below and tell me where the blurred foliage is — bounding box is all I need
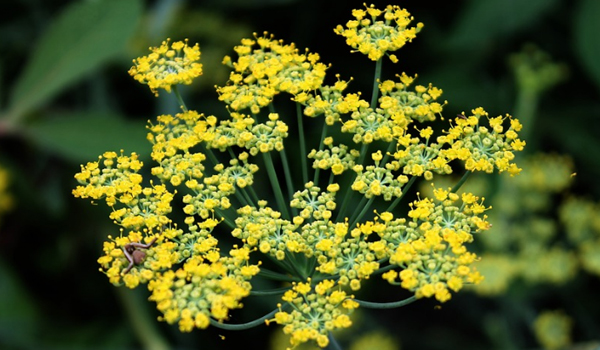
[1,0,600,349]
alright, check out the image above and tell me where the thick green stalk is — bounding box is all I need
[312,121,330,186]
[246,185,261,204]
[116,288,171,350]
[336,143,369,222]
[262,152,291,219]
[226,147,255,207]
[280,149,298,217]
[215,208,236,229]
[328,172,335,187]
[285,252,309,281]
[238,186,255,208]
[204,146,220,167]
[385,175,417,213]
[172,85,188,112]
[356,142,370,167]
[326,332,343,350]
[380,141,396,165]
[370,59,383,109]
[296,102,309,185]
[451,171,472,193]
[349,196,374,228]
[335,181,355,222]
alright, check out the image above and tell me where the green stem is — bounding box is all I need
[239,186,255,208]
[380,141,396,166]
[370,59,383,109]
[215,208,236,229]
[349,196,374,228]
[280,149,298,217]
[451,171,472,193]
[285,252,309,281]
[307,256,319,278]
[328,172,335,187]
[209,308,279,331]
[355,295,417,309]
[385,176,417,213]
[327,332,343,350]
[226,148,254,207]
[204,146,220,167]
[172,85,188,112]
[230,185,250,208]
[297,102,309,185]
[247,185,261,204]
[116,288,171,350]
[258,267,299,282]
[357,142,370,166]
[370,261,395,276]
[335,183,355,222]
[250,286,291,297]
[264,254,298,279]
[312,122,330,186]
[336,143,370,222]
[262,152,291,219]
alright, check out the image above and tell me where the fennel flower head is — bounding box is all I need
[73,4,525,349]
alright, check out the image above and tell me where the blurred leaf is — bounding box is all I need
[24,112,149,163]
[7,0,143,118]
[447,0,559,50]
[544,105,600,196]
[0,258,39,349]
[574,0,600,93]
[206,0,298,8]
[422,66,491,110]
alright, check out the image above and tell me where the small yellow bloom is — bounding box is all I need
[129,39,203,96]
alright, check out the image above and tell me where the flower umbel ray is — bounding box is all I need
[73,4,525,349]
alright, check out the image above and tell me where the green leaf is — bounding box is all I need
[574,0,600,92]
[7,0,143,119]
[447,0,559,49]
[24,112,150,163]
[0,258,39,349]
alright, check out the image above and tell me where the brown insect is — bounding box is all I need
[122,237,157,274]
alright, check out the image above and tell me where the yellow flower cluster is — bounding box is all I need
[440,108,525,175]
[269,279,358,348]
[351,156,409,200]
[73,151,145,206]
[378,72,444,124]
[149,248,258,332]
[73,131,259,325]
[73,151,179,286]
[294,78,368,126]
[73,4,526,349]
[232,202,296,261]
[218,33,328,114]
[308,138,359,176]
[380,189,489,302]
[129,39,203,96]
[334,4,424,62]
